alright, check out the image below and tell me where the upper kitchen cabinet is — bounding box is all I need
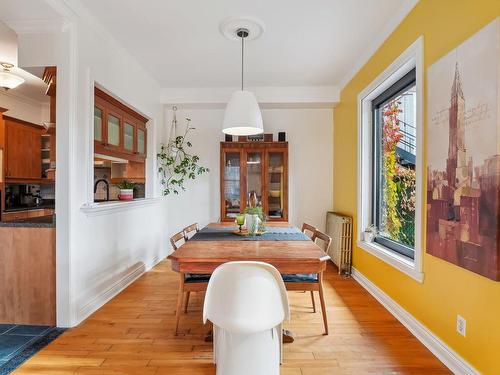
[4,117,43,180]
[94,87,148,162]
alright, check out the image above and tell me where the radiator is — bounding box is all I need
[325,212,353,275]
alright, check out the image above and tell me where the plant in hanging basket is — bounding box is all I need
[157,116,209,195]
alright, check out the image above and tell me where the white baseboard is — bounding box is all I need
[76,254,163,324]
[351,267,480,375]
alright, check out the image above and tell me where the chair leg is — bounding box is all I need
[279,324,283,365]
[310,291,316,313]
[184,291,191,313]
[318,272,329,335]
[174,274,185,335]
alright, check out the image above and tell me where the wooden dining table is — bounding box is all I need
[168,222,330,341]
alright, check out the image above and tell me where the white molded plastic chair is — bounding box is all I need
[203,261,290,375]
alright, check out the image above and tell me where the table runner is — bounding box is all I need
[190,226,310,241]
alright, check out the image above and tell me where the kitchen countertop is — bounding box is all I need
[0,215,56,228]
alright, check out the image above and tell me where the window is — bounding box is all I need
[357,37,423,282]
[372,69,416,259]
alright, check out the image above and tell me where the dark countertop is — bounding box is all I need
[0,215,56,228]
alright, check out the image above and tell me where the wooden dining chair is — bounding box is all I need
[283,229,332,335]
[183,223,199,240]
[301,223,317,239]
[171,230,210,335]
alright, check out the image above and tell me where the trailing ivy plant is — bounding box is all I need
[157,117,209,195]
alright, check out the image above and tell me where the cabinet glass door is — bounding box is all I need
[107,114,120,146]
[137,128,146,155]
[224,152,241,218]
[124,122,134,152]
[268,152,285,219]
[246,152,263,207]
[94,106,103,142]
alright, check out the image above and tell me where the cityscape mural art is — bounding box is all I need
[427,19,500,281]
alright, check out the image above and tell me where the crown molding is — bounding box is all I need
[3,18,68,34]
[338,0,420,92]
[161,86,339,109]
[0,90,48,108]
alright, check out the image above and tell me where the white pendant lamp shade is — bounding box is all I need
[223,90,263,136]
[0,63,24,90]
[0,69,24,90]
[221,21,264,136]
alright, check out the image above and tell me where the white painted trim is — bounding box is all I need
[338,0,419,90]
[80,197,162,217]
[357,37,424,283]
[358,240,423,282]
[77,255,162,324]
[3,18,68,34]
[88,78,159,205]
[351,267,480,375]
[0,90,48,109]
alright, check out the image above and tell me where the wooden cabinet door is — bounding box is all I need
[221,149,244,221]
[2,211,29,222]
[265,149,288,221]
[5,119,42,179]
[136,125,147,158]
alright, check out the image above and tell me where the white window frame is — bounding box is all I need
[357,37,424,283]
[80,70,160,215]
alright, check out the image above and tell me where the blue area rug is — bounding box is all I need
[0,325,65,375]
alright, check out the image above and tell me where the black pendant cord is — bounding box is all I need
[241,34,244,91]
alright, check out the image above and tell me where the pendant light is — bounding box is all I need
[222,27,263,136]
[0,62,24,90]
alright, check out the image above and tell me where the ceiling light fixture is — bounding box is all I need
[222,20,264,136]
[0,62,25,90]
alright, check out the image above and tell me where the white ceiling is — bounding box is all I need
[0,0,60,21]
[82,0,417,88]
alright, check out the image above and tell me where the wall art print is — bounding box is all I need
[427,18,500,281]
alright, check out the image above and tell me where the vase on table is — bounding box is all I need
[245,214,261,236]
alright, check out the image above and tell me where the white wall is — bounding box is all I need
[165,107,334,240]
[68,7,168,325]
[0,91,49,125]
[15,1,169,327]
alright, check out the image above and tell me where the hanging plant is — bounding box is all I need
[157,111,209,195]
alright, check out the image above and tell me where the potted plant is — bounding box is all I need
[115,180,137,201]
[363,224,377,243]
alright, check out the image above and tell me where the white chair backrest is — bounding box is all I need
[203,261,290,334]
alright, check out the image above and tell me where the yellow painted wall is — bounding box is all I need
[333,1,500,373]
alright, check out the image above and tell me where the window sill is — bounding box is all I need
[81,198,162,217]
[357,239,424,283]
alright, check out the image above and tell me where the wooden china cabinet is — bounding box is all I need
[220,140,288,222]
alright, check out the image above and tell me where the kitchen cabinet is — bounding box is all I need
[0,226,55,325]
[94,87,148,162]
[220,141,288,222]
[4,117,42,180]
[2,210,29,221]
[2,208,54,222]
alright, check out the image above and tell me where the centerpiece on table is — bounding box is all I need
[235,191,267,236]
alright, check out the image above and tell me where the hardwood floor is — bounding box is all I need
[13,261,450,375]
